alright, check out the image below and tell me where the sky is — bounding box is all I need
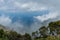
[0,0,60,34]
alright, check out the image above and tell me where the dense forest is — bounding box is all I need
[0,21,60,40]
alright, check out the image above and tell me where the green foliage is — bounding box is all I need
[0,29,32,40]
[33,21,60,40]
[0,29,4,38]
[0,21,60,40]
[23,33,32,40]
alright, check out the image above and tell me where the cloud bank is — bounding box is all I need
[34,12,59,22]
[0,0,60,34]
[0,0,50,12]
[0,15,11,26]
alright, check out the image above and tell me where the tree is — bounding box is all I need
[7,31,18,40]
[48,21,60,35]
[39,26,48,38]
[0,29,4,38]
[23,33,32,40]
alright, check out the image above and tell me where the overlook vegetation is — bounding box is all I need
[0,21,60,40]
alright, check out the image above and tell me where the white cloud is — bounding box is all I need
[0,0,4,2]
[0,0,49,12]
[14,2,48,11]
[0,15,25,34]
[14,2,28,8]
[0,0,60,34]
[0,15,12,26]
[0,6,8,11]
[34,12,59,22]
[0,0,59,12]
